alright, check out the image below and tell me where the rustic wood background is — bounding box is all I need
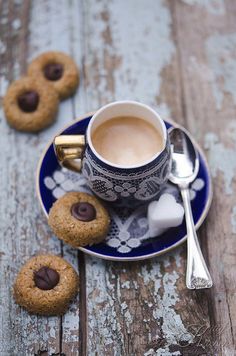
[0,0,236,355]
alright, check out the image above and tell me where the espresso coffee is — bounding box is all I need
[92,116,164,166]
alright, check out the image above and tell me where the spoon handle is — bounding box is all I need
[181,187,213,289]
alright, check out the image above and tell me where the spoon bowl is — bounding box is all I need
[169,127,199,186]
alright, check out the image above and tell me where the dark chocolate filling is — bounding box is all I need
[18,91,39,112]
[34,266,60,290]
[44,63,63,81]
[71,202,96,222]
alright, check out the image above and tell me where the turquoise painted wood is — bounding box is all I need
[0,0,235,354]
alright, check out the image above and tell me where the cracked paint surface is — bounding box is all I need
[182,0,225,15]
[84,0,175,117]
[206,33,236,110]
[204,130,236,194]
[143,260,193,350]
[231,206,236,234]
[87,250,193,355]
[0,0,84,353]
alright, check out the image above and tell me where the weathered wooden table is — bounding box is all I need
[1,0,236,355]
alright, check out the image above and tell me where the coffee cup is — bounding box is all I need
[54,101,171,204]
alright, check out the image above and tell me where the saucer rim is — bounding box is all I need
[36,112,213,261]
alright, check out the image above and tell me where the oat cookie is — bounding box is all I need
[3,76,59,132]
[28,51,79,100]
[48,192,110,248]
[13,255,79,316]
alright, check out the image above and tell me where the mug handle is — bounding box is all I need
[54,135,86,172]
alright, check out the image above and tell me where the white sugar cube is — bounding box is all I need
[148,193,184,238]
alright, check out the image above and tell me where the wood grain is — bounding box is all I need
[0,0,82,354]
[82,0,213,355]
[1,0,236,355]
[0,1,61,353]
[83,0,236,355]
[171,1,236,354]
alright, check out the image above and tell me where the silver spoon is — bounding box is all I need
[168,127,213,289]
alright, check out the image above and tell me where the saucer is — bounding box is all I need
[37,113,212,261]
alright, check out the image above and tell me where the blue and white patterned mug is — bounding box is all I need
[54,101,171,204]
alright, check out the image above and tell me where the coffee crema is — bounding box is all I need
[91,116,164,166]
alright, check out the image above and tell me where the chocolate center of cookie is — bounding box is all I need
[34,266,60,290]
[18,91,39,112]
[71,202,96,222]
[44,63,63,81]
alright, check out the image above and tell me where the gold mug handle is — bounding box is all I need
[54,135,86,172]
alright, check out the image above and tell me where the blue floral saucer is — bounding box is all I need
[37,113,212,261]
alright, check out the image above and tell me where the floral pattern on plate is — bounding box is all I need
[44,167,205,254]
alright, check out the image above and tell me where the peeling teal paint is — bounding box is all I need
[231,206,236,234]
[206,33,236,109]
[183,0,225,15]
[204,131,236,194]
